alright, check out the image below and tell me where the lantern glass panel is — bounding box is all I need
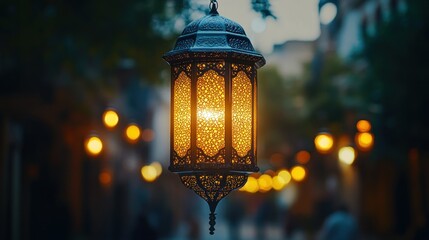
[232,71,252,157]
[173,71,192,158]
[254,74,257,157]
[197,69,225,161]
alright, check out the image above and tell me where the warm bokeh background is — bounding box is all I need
[1,0,429,239]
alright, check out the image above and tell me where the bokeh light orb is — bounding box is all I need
[338,146,356,165]
[314,133,334,153]
[356,132,374,150]
[258,174,273,192]
[277,169,292,185]
[86,136,103,156]
[103,110,119,128]
[99,171,112,186]
[356,120,371,132]
[272,176,287,191]
[296,150,311,164]
[126,124,141,142]
[240,176,259,193]
[141,165,157,182]
[320,3,337,25]
[150,162,163,177]
[142,129,155,142]
[291,166,306,182]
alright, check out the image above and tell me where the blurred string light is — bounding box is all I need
[291,166,306,182]
[141,162,163,182]
[277,169,291,185]
[141,165,157,182]
[356,120,371,132]
[85,136,103,156]
[240,169,295,193]
[258,174,273,192]
[356,132,374,151]
[295,150,311,164]
[338,146,356,165]
[103,109,119,129]
[142,129,155,142]
[314,132,334,153]
[99,170,112,186]
[150,162,163,177]
[272,176,287,191]
[126,124,141,142]
[319,2,337,25]
[240,176,259,193]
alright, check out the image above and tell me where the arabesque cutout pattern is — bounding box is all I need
[174,71,191,157]
[232,71,252,157]
[197,70,225,160]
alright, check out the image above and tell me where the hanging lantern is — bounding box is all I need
[163,0,265,235]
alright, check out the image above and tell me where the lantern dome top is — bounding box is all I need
[181,13,246,36]
[163,10,265,68]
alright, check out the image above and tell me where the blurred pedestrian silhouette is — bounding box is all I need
[132,214,158,240]
[318,203,358,240]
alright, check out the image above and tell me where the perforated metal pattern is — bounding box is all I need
[174,71,192,157]
[197,70,225,159]
[180,173,247,203]
[232,71,252,157]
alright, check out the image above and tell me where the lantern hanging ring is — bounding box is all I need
[209,0,218,12]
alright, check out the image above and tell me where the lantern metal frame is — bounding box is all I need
[163,1,265,234]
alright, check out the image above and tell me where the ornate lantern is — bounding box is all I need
[163,0,265,234]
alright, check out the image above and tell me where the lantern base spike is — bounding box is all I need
[208,201,218,235]
[209,211,216,235]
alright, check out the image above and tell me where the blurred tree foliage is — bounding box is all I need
[361,0,429,158]
[0,0,273,120]
[0,0,273,89]
[305,53,355,133]
[259,66,305,154]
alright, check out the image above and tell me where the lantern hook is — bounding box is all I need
[209,0,219,15]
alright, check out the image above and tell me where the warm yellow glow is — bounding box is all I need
[356,120,371,132]
[99,171,112,185]
[314,133,334,153]
[240,176,259,193]
[174,71,191,157]
[141,165,157,182]
[338,146,356,165]
[197,70,225,160]
[126,124,141,142]
[272,176,287,191]
[277,169,292,184]
[296,150,311,164]
[356,132,374,150]
[142,129,154,142]
[232,71,252,156]
[150,162,163,177]
[86,136,103,156]
[103,110,119,128]
[253,75,257,156]
[291,166,306,182]
[258,174,273,192]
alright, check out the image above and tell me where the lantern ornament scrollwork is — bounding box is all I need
[163,0,265,235]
